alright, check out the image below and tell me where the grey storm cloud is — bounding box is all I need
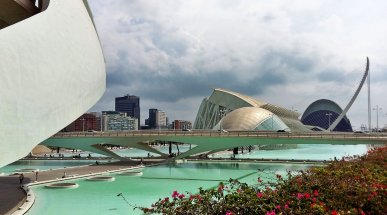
[106,49,315,102]
[259,50,316,74]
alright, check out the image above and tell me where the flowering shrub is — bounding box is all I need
[140,146,386,214]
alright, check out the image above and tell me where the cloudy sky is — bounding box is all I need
[88,0,387,130]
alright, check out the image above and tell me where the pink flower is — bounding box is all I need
[297,193,304,199]
[161,197,169,204]
[178,194,185,199]
[257,192,263,198]
[218,184,224,192]
[312,197,316,202]
[276,205,281,210]
[305,193,311,199]
[172,190,179,198]
[226,211,233,215]
[313,190,319,197]
[284,204,289,209]
[331,210,338,215]
[197,194,202,200]
[266,210,276,215]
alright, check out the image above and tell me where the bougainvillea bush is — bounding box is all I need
[140,146,386,214]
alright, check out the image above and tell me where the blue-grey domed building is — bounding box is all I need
[301,99,353,132]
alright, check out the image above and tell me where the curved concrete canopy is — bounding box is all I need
[0,0,106,167]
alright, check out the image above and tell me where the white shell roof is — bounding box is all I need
[221,107,274,130]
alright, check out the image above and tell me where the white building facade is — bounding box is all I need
[102,112,138,131]
[0,0,106,167]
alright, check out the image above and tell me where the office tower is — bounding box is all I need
[115,95,140,128]
[147,109,167,129]
[148,108,158,129]
[156,110,167,128]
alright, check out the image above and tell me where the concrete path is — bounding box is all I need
[0,176,31,215]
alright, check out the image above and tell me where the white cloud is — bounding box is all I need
[88,0,387,129]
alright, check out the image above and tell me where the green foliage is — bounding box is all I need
[140,147,387,214]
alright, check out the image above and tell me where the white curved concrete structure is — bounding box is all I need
[194,88,306,131]
[0,0,106,167]
[220,107,289,131]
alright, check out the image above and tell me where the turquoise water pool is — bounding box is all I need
[4,144,369,214]
[26,162,311,215]
[213,144,368,160]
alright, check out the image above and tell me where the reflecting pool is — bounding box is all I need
[26,162,311,215]
[6,144,369,215]
[213,144,368,160]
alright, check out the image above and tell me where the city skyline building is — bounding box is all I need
[147,108,158,129]
[115,94,140,128]
[146,108,168,129]
[172,120,192,130]
[63,112,101,132]
[102,111,138,131]
[156,110,167,129]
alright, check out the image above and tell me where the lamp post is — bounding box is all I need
[326,112,332,132]
[373,105,382,132]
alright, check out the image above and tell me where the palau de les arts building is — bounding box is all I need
[0,0,105,167]
[194,88,353,133]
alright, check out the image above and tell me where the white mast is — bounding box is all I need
[328,57,369,131]
[368,59,371,132]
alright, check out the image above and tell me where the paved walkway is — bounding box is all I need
[0,160,164,215]
[0,176,31,215]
